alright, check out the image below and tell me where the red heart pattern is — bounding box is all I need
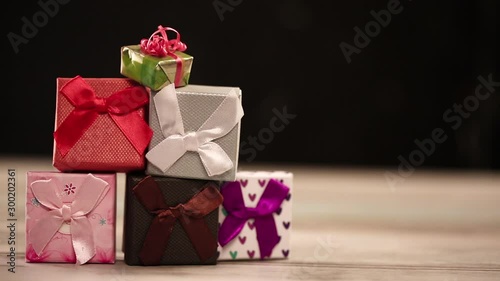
[238,236,246,245]
[248,193,256,201]
[240,179,248,187]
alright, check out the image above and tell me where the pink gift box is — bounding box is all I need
[26,172,116,264]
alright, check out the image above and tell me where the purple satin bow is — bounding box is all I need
[218,179,289,259]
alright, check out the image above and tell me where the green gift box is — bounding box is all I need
[120,45,193,90]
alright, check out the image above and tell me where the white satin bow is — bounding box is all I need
[146,84,244,176]
[29,174,109,264]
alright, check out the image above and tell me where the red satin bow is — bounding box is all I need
[54,76,153,157]
[133,176,223,265]
[140,25,187,87]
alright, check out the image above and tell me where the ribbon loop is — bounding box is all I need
[133,176,222,265]
[54,76,153,157]
[218,179,289,259]
[146,84,244,177]
[29,174,110,265]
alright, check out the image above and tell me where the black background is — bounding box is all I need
[3,0,499,169]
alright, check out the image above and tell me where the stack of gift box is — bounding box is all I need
[25,26,293,266]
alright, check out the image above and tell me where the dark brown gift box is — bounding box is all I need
[124,174,221,265]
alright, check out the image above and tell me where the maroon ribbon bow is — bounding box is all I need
[54,76,153,157]
[133,176,223,265]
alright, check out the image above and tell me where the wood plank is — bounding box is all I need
[0,157,499,280]
[4,261,500,281]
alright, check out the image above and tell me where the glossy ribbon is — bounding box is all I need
[54,76,153,157]
[29,174,110,265]
[218,179,289,259]
[140,25,187,87]
[133,176,223,265]
[146,84,244,177]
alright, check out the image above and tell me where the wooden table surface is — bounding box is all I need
[1,157,499,280]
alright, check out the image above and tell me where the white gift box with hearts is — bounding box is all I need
[218,171,293,260]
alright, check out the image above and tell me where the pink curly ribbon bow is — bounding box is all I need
[140,25,187,87]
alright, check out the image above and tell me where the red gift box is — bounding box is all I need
[53,76,152,172]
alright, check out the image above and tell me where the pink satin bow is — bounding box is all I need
[29,174,110,265]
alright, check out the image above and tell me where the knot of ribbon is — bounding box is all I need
[93,97,108,113]
[140,25,187,87]
[54,76,153,157]
[146,84,244,177]
[218,179,290,259]
[29,174,110,265]
[133,176,223,265]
